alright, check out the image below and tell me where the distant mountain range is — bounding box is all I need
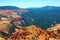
[0,6,20,10]
[0,6,60,29]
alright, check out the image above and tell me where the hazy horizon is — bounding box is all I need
[0,0,60,8]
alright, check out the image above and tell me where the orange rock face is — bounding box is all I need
[8,25,60,40]
[0,25,60,40]
[8,25,44,40]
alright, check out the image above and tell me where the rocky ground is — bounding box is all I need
[0,25,60,40]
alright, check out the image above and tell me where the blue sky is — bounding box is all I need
[0,0,60,8]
